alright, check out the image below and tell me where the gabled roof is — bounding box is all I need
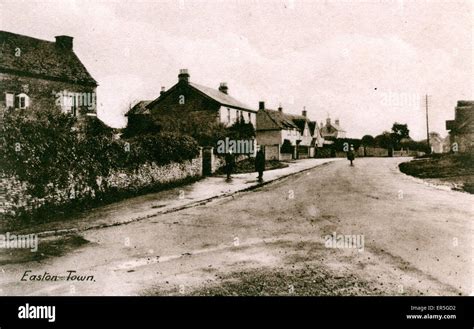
[146,81,256,112]
[189,82,255,112]
[321,122,346,134]
[292,118,310,134]
[125,100,152,116]
[308,121,317,136]
[258,109,310,131]
[0,31,97,86]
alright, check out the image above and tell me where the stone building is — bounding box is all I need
[0,31,97,120]
[320,117,346,140]
[128,69,256,132]
[446,100,474,153]
[256,103,322,160]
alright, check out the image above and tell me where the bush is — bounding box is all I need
[1,107,77,197]
[1,107,200,200]
[280,139,294,154]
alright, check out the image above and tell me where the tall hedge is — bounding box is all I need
[0,107,200,199]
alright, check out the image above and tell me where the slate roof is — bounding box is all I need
[146,81,256,112]
[189,82,255,112]
[321,122,346,134]
[125,100,152,116]
[258,109,312,133]
[0,31,97,86]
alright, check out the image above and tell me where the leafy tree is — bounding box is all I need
[361,135,375,156]
[391,123,410,149]
[226,117,256,140]
[374,131,394,150]
[361,135,375,147]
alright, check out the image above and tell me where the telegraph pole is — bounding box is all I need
[425,94,430,151]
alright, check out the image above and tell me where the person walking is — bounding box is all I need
[347,144,355,166]
[225,150,235,181]
[255,148,265,182]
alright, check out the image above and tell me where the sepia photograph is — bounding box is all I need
[0,0,473,325]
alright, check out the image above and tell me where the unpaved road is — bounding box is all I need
[1,158,473,296]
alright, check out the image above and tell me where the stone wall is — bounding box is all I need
[357,147,389,157]
[1,156,202,219]
[450,133,474,153]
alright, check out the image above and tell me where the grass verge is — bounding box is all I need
[399,153,474,194]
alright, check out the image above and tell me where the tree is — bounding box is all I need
[361,135,375,156]
[226,117,255,140]
[391,123,410,149]
[361,135,375,147]
[375,131,394,156]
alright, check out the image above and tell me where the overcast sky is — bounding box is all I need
[1,0,472,139]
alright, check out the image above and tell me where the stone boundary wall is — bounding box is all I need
[1,156,202,219]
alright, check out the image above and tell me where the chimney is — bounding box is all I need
[302,106,307,117]
[55,35,73,50]
[335,119,340,126]
[218,82,228,94]
[278,104,283,112]
[320,121,324,128]
[160,86,166,96]
[178,69,190,83]
[259,101,265,110]
[326,118,331,125]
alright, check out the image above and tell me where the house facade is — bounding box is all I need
[131,69,257,132]
[256,103,322,160]
[446,100,474,153]
[320,117,346,141]
[0,31,98,120]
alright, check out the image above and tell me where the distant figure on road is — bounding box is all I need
[255,149,265,182]
[347,144,355,166]
[225,150,235,181]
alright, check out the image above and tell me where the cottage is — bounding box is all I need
[0,31,97,119]
[128,69,257,132]
[256,102,322,160]
[320,117,346,141]
[446,100,474,153]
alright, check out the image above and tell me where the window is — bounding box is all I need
[5,93,14,108]
[248,112,251,123]
[16,93,29,109]
[61,93,77,116]
[227,108,231,123]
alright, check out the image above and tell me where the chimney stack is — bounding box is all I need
[218,82,228,94]
[160,86,166,96]
[278,104,283,112]
[259,101,265,110]
[178,69,190,83]
[302,107,307,117]
[326,118,331,125]
[55,35,73,50]
[335,119,340,126]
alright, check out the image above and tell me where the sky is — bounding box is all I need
[1,0,472,139]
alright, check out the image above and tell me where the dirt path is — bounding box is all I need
[1,158,472,296]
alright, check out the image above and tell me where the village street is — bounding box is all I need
[0,158,473,296]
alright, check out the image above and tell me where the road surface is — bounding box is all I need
[1,158,473,296]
